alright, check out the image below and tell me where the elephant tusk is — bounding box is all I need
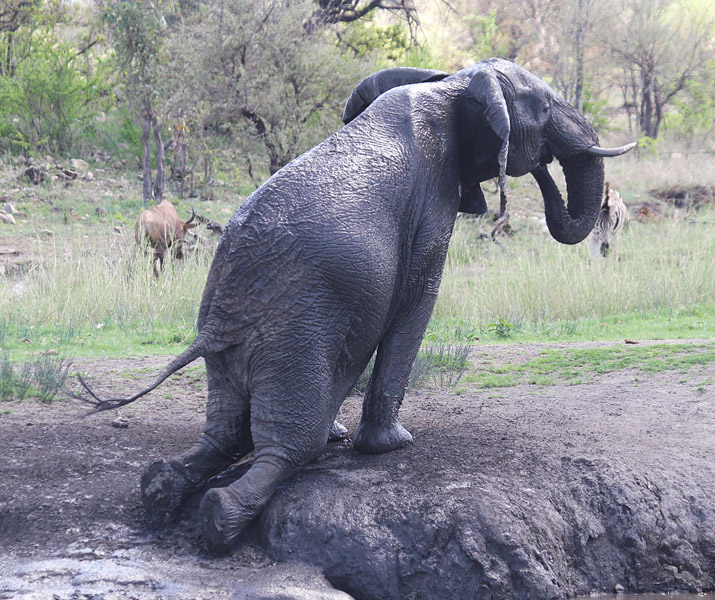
[584,142,637,157]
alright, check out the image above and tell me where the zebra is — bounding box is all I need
[587,183,630,259]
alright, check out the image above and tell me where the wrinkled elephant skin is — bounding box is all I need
[83,58,634,551]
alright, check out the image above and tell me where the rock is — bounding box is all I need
[57,169,79,181]
[0,212,16,224]
[71,561,157,586]
[83,170,95,182]
[23,166,45,185]
[234,563,355,600]
[252,379,715,600]
[2,201,17,214]
[636,203,664,223]
[70,158,89,175]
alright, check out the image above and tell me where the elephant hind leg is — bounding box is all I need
[141,430,252,523]
[353,286,441,454]
[200,453,293,553]
[199,380,331,552]
[142,355,253,523]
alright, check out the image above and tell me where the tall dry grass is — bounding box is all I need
[435,206,715,329]
[1,230,214,343]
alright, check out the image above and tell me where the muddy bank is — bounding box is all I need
[0,345,714,599]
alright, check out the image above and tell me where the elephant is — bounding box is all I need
[81,58,634,553]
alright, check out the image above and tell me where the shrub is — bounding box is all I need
[0,31,109,153]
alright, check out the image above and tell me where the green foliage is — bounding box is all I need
[355,343,470,393]
[418,343,471,388]
[463,10,510,60]
[166,0,373,174]
[0,348,72,402]
[0,31,110,152]
[580,83,610,133]
[397,44,447,71]
[436,203,715,339]
[339,15,411,63]
[101,0,167,86]
[665,61,715,145]
[462,343,715,390]
[488,318,514,339]
[636,135,659,157]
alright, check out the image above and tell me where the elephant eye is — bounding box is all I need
[542,102,550,113]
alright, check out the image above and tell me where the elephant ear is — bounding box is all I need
[467,65,510,213]
[342,67,449,125]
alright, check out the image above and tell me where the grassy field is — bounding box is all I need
[0,151,713,368]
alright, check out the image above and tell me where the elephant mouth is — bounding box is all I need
[537,144,554,168]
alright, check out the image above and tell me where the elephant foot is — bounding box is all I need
[141,459,196,523]
[328,419,348,442]
[352,421,413,454]
[199,487,249,554]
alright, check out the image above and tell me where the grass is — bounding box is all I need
[462,342,715,389]
[0,347,73,402]
[0,149,713,402]
[433,203,715,342]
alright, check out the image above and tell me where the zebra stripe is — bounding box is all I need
[587,184,630,259]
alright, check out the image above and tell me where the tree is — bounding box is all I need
[605,0,715,138]
[164,0,373,178]
[0,0,38,76]
[0,32,108,152]
[312,0,419,41]
[102,0,169,202]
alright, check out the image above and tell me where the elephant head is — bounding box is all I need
[343,58,635,244]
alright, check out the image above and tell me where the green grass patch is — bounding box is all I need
[462,342,715,390]
[426,303,714,344]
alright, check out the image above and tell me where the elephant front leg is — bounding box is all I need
[353,295,437,454]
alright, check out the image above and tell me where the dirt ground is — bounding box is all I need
[0,342,714,599]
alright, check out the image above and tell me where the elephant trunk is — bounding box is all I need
[532,153,605,245]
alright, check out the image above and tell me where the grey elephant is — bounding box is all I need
[82,58,634,552]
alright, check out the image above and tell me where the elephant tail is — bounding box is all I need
[76,334,221,415]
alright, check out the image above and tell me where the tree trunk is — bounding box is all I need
[573,0,585,113]
[141,102,153,204]
[640,68,656,138]
[152,113,166,201]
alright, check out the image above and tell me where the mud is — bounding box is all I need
[0,342,713,599]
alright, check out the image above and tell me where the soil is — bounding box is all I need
[0,342,714,599]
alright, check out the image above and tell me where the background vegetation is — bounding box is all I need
[0,0,713,397]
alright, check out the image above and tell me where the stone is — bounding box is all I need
[70,158,89,175]
[234,563,355,600]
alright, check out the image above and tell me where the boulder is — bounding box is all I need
[252,370,715,599]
